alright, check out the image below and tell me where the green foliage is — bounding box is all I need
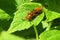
[39,30,60,40]
[0,0,60,40]
[47,0,60,13]
[44,8,60,22]
[0,31,25,40]
[0,9,11,20]
[7,2,44,33]
[15,0,31,6]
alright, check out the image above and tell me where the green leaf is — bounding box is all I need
[0,31,25,40]
[7,3,44,33]
[44,8,60,22]
[0,9,12,31]
[15,0,31,6]
[0,9,11,20]
[39,30,60,40]
[32,12,44,26]
[41,21,48,28]
[48,34,60,40]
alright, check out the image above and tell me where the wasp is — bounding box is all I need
[26,7,42,20]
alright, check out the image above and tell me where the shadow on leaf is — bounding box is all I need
[0,0,17,17]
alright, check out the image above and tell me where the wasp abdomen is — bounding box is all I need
[26,7,42,20]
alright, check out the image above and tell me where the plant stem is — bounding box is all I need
[33,25,39,40]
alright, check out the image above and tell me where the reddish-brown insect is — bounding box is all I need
[26,7,42,20]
